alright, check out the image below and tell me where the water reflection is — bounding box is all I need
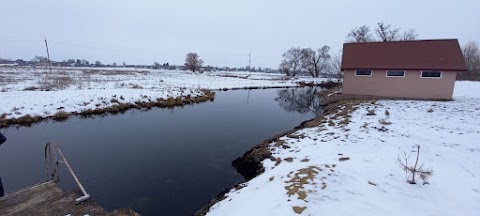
[0,88,316,215]
[275,87,324,116]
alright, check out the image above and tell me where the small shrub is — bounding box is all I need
[427,108,434,113]
[385,110,390,116]
[398,144,433,185]
[379,118,392,125]
[131,84,143,89]
[52,111,69,121]
[366,108,376,116]
[23,86,39,91]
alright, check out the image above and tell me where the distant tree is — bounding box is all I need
[346,25,374,43]
[153,62,160,69]
[184,52,204,72]
[112,62,118,67]
[94,61,102,67]
[328,51,343,81]
[400,29,419,41]
[122,62,127,67]
[301,46,331,78]
[81,59,90,66]
[460,41,480,80]
[279,47,305,76]
[33,56,48,63]
[375,22,400,42]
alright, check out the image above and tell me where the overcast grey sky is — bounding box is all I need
[1,0,479,68]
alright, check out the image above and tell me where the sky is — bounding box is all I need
[0,0,479,68]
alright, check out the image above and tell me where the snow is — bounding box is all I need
[0,66,323,120]
[206,81,480,216]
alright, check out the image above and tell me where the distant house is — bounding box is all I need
[341,39,467,100]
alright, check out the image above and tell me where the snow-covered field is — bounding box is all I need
[206,81,480,216]
[0,66,323,120]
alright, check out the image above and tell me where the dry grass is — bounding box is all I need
[130,84,143,89]
[379,118,392,125]
[52,111,69,121]
[366,108,376,116]
[82,69,149,76]
[285,166,322,201]
[38,75,75,90]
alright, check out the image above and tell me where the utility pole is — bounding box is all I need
[44,36,52,73]
[249,53,251,69]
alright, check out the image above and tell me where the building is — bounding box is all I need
[341,39,467,100]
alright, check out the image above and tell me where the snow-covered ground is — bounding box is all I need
[0,66,323,120]
[206,81,480,216]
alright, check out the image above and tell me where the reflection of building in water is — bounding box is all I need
[275,87,323,116]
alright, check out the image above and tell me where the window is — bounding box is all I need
[355,69,372,76]
[421,71,442,78]
[386,70,405,77]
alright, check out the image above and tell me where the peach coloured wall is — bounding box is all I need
[342,70,457,100]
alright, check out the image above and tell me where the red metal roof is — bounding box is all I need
[341,39,467,71]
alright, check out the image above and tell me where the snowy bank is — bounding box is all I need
[0,67,326,126]
[204,81,480,216]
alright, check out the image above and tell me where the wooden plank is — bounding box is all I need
[14,189,108,216]
[0,180,63,216]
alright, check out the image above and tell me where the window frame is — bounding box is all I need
[355,69,372,77]
[421,71,443,79]
[385,70,406,78]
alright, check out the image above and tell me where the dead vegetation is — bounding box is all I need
[1,90,216,128]
[284,166,322,201]
[52,111,69,121]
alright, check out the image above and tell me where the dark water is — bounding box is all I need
[0,87,321,215]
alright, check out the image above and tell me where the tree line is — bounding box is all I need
[346,22,418,43]
[279,46,342,79]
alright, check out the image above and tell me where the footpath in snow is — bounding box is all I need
[205,81,480,216]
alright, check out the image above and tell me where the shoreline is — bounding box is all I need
[194,84,344,216]
[0,90,215,128]
[0,81,338,128]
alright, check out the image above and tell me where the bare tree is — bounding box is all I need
[301,46,331,78]
[346,25,374,43]
[375,22,400,42]
[184,52,204,72]
[279,61,292,76]
[328,51,343,81]
[400,29,419,41]
[279,47,305,77]
[460,41,480,80]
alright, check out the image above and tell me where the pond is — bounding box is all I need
[0,87,323,215]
